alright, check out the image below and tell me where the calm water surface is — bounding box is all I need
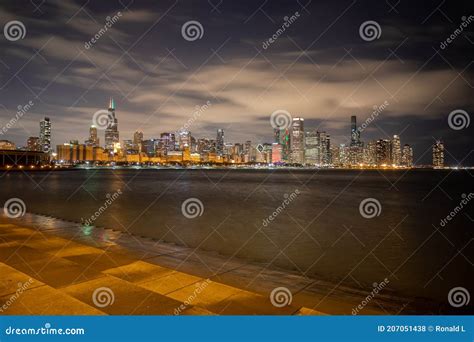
[1,168,472,303]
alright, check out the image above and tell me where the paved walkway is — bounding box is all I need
[0,214,413,315]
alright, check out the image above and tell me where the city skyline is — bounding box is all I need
[1,98,424,168]
[0,1,472,166]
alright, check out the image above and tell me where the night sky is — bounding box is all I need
[0,0,473,165]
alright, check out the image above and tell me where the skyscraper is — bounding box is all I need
[290,117,304,164]
[104,98,119,151]
[432,141,444,167]
[87,125,99,146]
[391,135,401,166]
[364,141,377,165]
[271,143,283,163]
[402,144,413,167]
[350,115,360,147]
[133,131,143,151]
[304,131,318,164]
[178,131,191,150]
[375,139,391,165]
[160,133,176,153]
[216,129,225,156]
[317,131,331,165]
[39,117,51,154]
[280,129,291,162]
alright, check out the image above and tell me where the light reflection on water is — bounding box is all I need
[1,168,472,303]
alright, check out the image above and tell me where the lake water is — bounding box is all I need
[1,168,472,305]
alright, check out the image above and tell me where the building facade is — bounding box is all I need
[39,117,51,154]
[432,141,444,167]
[290,117,304,164]
[104,98,119,151]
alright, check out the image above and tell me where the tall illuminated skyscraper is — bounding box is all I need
[375,139,391,165]
[350,115,360,147]
[105,98,119,151]
[216,129,224,155]
[304,131,318,164]
[402,144,413,167]
[133,131,143,151]
[432,141,444,167]
[317,131,331,165]
[160,133,176,153]
[290,117,304,164]
[87,125,99,146]
[39,117,51,154]
[178,130,191,150]
[391,135,401,165]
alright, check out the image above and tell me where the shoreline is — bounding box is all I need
[0,213,446,315]
[1,166,470,172]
